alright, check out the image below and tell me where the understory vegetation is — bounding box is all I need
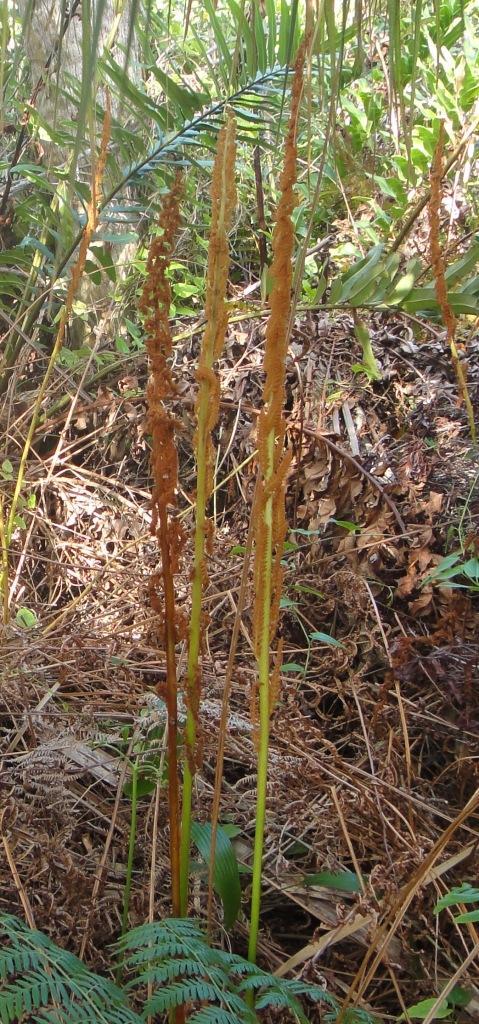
[1,1,478,1022]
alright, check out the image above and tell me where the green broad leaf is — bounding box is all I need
[203,0,233,84]
[15,607,38,629]
[0,247,34,269]
[444,242,479,286]
[447,985,472,1007]
[384,270,417,305]
[373,175,406,202]
[96,231,138,245]
[436,884,479,912]
[285,839,309,858]
[148,66,208,119]
[424,553,463,585]
[331,519,360,533]
[430,553,462,573]
[403,288,479,316]
[0,276,26,297]
[124,774,157,799]
[399,997,452,1020]
[91,244,117,283]
[309,631,345,648]
[303,869,362,893]
[252,0,268,71]
[290,527,323,536]
[281,663,305,674]
[454,908,479,923]
[19,236,54,260]
[13,515,27,529]
[219,823,242,839]
[229,545,246,556]
[1,459,13,479]
[124,319,143,342]
[338,244,385,301]
[191,822,241,930]
[462,558,479,581]
[353,321,382,381]
[279,596,297,609]
[84,260,102,286]
[428,565,464,584]
[173,282,200,298]
[265,0,277,65]
[293,584,324,597]
[26,493,36,509]
[226,0,257,78]
[329,275,344,306]
[101,55,166,127]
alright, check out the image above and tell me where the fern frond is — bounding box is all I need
[145,979,223,1013]
[238,972,337,1017]
[1,972,50,1023]
[130,961,229,987]
[0,914,142,1024]
[121,942,208,968]
[1,913,335,1024]
[0,946,43,980]
[111,66,286,194]
[115,916,204,952]
[281,977,338,1005]
[189,1009,256,1024]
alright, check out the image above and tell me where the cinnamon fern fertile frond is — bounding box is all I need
[180,114,237,916]
[248,41,307,967]
[139,172,184,914]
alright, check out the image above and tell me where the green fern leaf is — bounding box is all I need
[0,914,142,1024]
[145,979,221,1013]
[134,962,229,987]
[190,1009,256,1024]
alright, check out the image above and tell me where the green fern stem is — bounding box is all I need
[247,433,275,967]
[179,434,209,914]
[179,116,236,915]
[120,756,139,951]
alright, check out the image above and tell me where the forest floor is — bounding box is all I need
[1,302,479,1020]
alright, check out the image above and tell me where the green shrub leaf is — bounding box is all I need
[303,869,362,892]
[191,822,241,928]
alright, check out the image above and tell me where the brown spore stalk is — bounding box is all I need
[179,113,236,914]
[248,40,307,965]
[139,172,183,915]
